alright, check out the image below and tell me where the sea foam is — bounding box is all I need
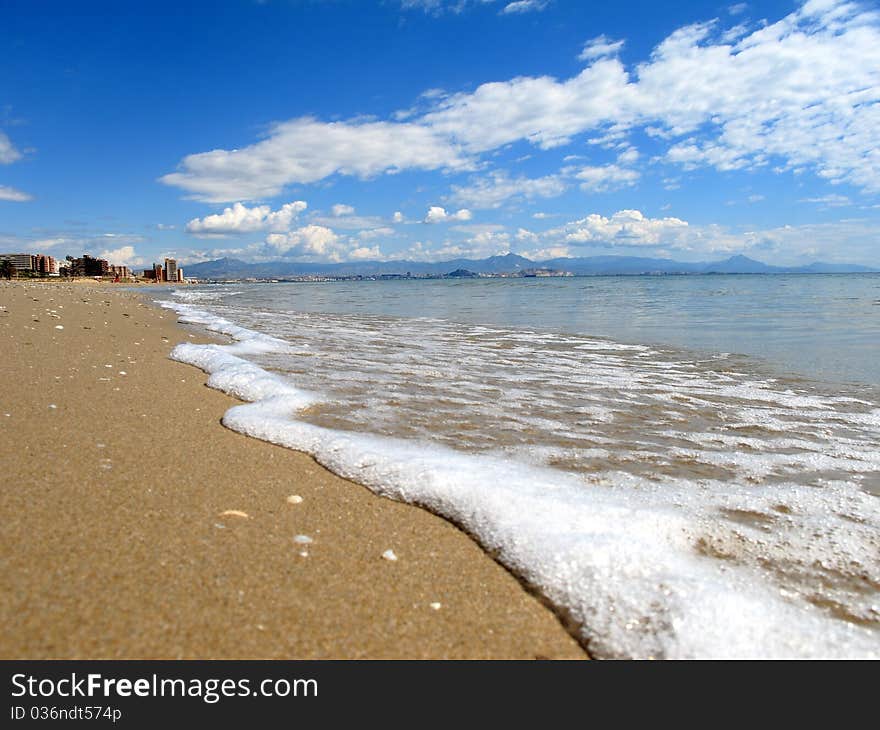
[158,296,880,658]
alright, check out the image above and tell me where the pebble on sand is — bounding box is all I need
[381,549,398,562]
[429,602,442,611]
[219,509,250,519]
[286,495,304,505]
[294,534,313,545]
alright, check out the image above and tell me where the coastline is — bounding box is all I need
[0,280,586,659]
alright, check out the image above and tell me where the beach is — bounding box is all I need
[0,280,585,660]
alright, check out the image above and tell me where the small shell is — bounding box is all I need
[294,534,313,545]
[286,495,304,505]
[429,602,442,611]
[219,510,250,519]
[381,549,398,562]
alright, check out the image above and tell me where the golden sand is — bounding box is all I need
[0,280,586,659]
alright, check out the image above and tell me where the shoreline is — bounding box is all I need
[0,280,586,659]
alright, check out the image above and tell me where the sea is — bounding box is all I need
[157,273,880,659]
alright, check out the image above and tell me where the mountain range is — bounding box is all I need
[181,253,877,280]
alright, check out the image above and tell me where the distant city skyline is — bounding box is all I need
[2,0,879,268]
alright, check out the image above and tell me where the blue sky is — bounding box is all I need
[1,0,879,268]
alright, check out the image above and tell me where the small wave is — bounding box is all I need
[158,295,880,658]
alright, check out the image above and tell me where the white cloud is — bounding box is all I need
[0,185,32,202]
[348,245,381,260]
[0,131,22,165]
[185,201,307,235]
[357,226,395,240]
[574,164,640,192]
[331,203,355,216]
[162,118,469,202]
[97,245,145,268]
[163,1,880,200]
[421,59,633,153]
[399,0,494,14]
[522,207,880,265]
[266,224,340,258]
[459,228,511,256]
[799,194,851,207]
[519,245,573,260]
[617,147,639,164]
[450,171,567,208]
[424,205,473,223]
[392,211,405,223]
[259,223,387,262]
[548,209,690,247]
[578,35,625,61]
[501,1,547,14]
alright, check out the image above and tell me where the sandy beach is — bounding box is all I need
[0,280,585,659]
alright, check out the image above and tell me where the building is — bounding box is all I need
[0,253,37,272]
[1,252,58,276]
[164,258,178,283]
[35,254,57,275]
[61,255,110,277]
[108,264,131,279]
[176,266,184,282]
[142,262,164,281]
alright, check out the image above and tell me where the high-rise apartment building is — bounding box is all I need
[164,258,178,283]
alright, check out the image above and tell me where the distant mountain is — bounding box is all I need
[182,253,877,280]
[704,254,777,274]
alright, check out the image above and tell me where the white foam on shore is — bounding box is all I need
[157,296,880,659]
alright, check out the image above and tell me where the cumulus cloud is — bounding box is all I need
[0,185,33,202]
[450,171,567,208]
[266,224,340,257]
[501,1,547,14]
[578,35,625,61]
[331,203,355,216]
[392,211,405,223]
[550,209,690,247]
[97,245,145,268]
[348,245,382,260]
[0,131,22,165]
[424,205,473,223]
[256,223,386,262]
[185,201,307,236]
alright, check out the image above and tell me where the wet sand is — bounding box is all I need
[0,280,586,659]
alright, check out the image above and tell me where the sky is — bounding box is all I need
[1,0,879,269]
